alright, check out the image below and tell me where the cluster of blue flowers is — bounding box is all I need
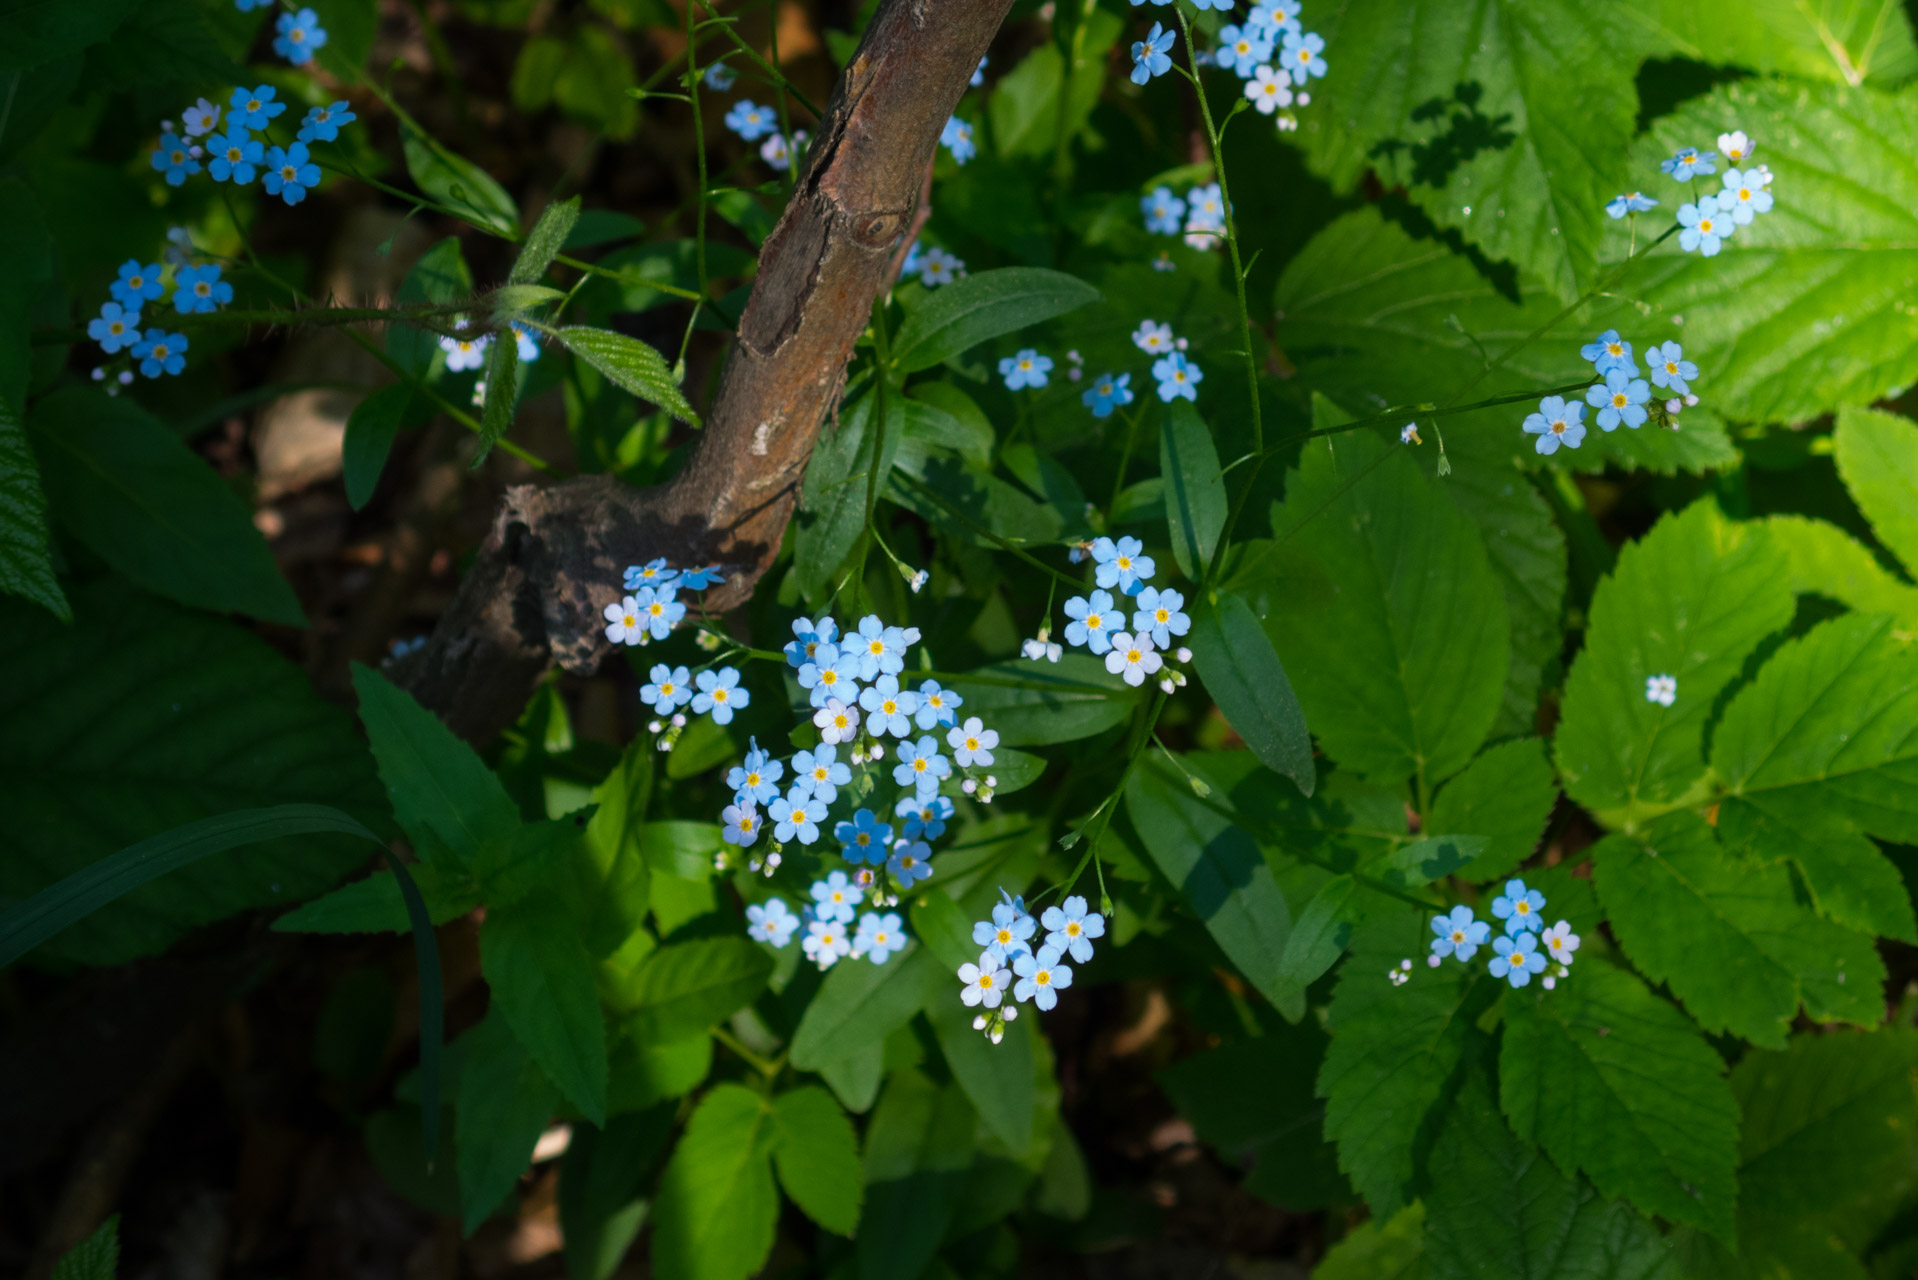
[1608,129,1774,259]
[958,889,1105,1042]
[1522,329,1704,455]
[86,248,242,381]
[1423,878,1580,990]
[1140,182,1227,251]
[603,560,742,745]
[151,86,353,208]
[710,63,816,172]
[1038,536,1194,692]
[1128,1,1326,135]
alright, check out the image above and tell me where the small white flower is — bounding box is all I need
[1131,319,1175,355]
[1541,920,1580,966]
[947,716,998,768]
[603,595,646,645]
[1716,129,1754,165]
[1104,632,1163,687]
[814,698,861,744]
[183,98,221,136]
[1645,674,1677,707]
[1401,422,1422,444]
[958,951,1012,1008]
[440,328,490,372]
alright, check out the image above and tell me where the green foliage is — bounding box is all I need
[888,267,1101,373]
[351,664,519,865]
[559,1110,672,1280]
[1188,591,1315,795]
[396,106,519,235]
[651,1084,778,1280]
[1835,404,1918,570]
[1160,400,1225,578]
[481,889,609,1123]
[1427,738,1558,883]
[770,1086,864,1236]
[555,325,699,425]
[50,1215,121,1280]
[455,1011,563,1233]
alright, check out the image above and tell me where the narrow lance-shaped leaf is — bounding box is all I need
[474,329,520,465]
[889,267,1101,373]
[1161,400,1226,580]
[510,195,581,285]
[1189,592,1315,796]
[557,326,700,426]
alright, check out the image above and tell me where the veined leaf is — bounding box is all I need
[455,1011,561,1235]
[1554,500,1794,827]
[788,943,939,1070]
[942,655,1138,748]
[1768,514,1918,626]
[390,238,471,376]
[1428,737,1559,884]
[1160,400,1225,580]
[1313,1204,1426,1280]
[510,196,581,285]
[927,979,1035,1153]
[889,267,1100,373]
[650,1084,778,1280]
[857,1070,976,1280]
[1592,812,1885,1049]
[1620,0,1918,85]
[558,1110,673,1280]
[480,889,609,1123]
[770,1086,863,1236]
[343,384,430,511]
[794,389,900,602]
[619,936,773,1042]
[1833,403,1918,575]
[49,1215,121,1280]
[0,390,66,622]
[1189,591,1315,796]
[1501,958,1740,1240]
[556,325,699,425]
[475,321,520,464]
[397,110,518,235]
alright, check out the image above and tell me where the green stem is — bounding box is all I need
[690,0,825,119]
[893,470,1085,593]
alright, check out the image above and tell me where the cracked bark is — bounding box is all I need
[393,0,1013,742]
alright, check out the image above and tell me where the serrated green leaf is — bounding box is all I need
[29,389,304,626]
[350,664,520,866]
[927,979,1034,1153]
[1500,958,1740,1240]
[1712,613,1918,943]
[1127,755,1302,1019]
[621,936,773,1042]
[270,858,478,934]
[770,1086,863,1235]
[794,390,900,602]
[1161,400,1225,580]
[0,583,387,966]
[1622,0,1918,85]
[1767,514,1918,626]
[510,196,581,285]
[1189,591,1316,796]
[559,1110,673,1280]
[1314,1204,1426,1280]
[788,943,939,1070]
[1318,910,1481,1220]
[50,1214,121,1280]
[1554,501,1794,826]
[475,323,520,464]
[651,1083,777,1280]
[1261,405,1508,789]
[398,112,518,236]
[556,325,698,425]
[890,267,1100,373]
[1279,875,1379,991]
[1833,403,1918,575]
[605,1022,710,1114]
[455,1011,561,1234]
[1429,738,1559,883]
[1592,812,1885,1049]
[1425,1070,1682,1280]
[481,889,608,1123]
[0,389,67,622]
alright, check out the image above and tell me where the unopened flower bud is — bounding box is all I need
[962,778,978,794]
[869,743,885,760]
[671,713,687,728]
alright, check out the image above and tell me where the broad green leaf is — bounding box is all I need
[1554,501,1794,827]
[50,1215,121,1280]
[480,889,609,1123]
[350,664,520,866]
[1274,210,1738,476]
[1592,812,1885,1049]
[1296,3,1666,301]
[310,0,376,82]
[907,888,976,973]
[1768,514,1918,626]
[1280,875,1389,991]
[1712,613,1918,943]
[927,980,1035,1153]
[1262,408,1509,789]
[888,445,1065,548]
[1365,835,1487,891]
[398,112,519,235]
[0,584,387,966]
[559,1110,673,1280]
[511,197,582,285]
[455,1011,561,1234]
[788,944,939,1070]
[1833,403,1918,574]
[1314,1204,1426,1280]
[343,385,429,511]
[1319,910,1481,1219]
[637,820,719,880]
[904,383,995,467]
[577,239,751,313]
[651,1084,778,1280]
[1622,81,1918,424]
[943,655,1137,748]
[1501,958,1740,1240]
[1201,750,1409,869]
[475,320,520,463]
[1189,592,1316,796]
[1428,738,1559,883]
[816,1039,885,1114]
[770,1086,864,1235]
[889,267,1101,374]
[556,325,698,425]
[857,1070,976,1280]
[1425,1070,1682,1280]
[0,387,66,624]
[390,238,471,375]
[1160,401,1226,580]
[1621,0,1918,85]
[794,390,901,601]
[984,8,1120,159]
[1127,755,1302,1020]
[619,936,773,1041]
[605,1022,711,1114]
[29,389,304,626]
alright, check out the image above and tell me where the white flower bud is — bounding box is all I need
[1684,393,1698,406]
[869,743,885,760]
[1666,397,1683,414]
[1177,647,1193,663]
[1542,975,1557,990]
[671,713,687,728]
[90,367,105,381]
[648,719,663,734]
[1297,91,1311,105]
[973,1015,987,1031]
[1427,954,1442,968]
[962,778,978,794]
[1160,677,1177,694]
[1002,1005,1017,1021]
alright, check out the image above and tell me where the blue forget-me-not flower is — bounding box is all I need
[692,667,749,723]
[1522,396,1585,455]
[1130,22,1176,85]
[1604,191,1658,219]
[173,264,232,314]
[1093,535,1155,595]
[1490,932,1548,986]
[1153,352,1202,402]
[1587,369,1652,431]
[1428,905,1491,962]
[1492,877,1546,934]
[1646,342,1697,395]
[999,348,1053,390]
[1580,329,1636,377]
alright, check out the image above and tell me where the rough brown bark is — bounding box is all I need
[394,0,1012,742]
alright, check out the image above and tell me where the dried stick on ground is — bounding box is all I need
[396,0,1013,742]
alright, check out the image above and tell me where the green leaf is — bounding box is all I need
[0,0,142,73]
[1126,755,1302,1019]
[907,888,977,973]
[1424,1070,1682,1280]
[1261,406,1509,788]
[1160,401,1226,580]
[1314,1204,1426,1280]
[889,267,1101,374]
[1712,613,1918,943]
[488,284,565,314]
[983,9,1120,158]
[1428,738,1559,883]
[1297,3,1664,301]
[455,1011,562,1234]
[1833,403,1918,575]
[605,1024,711,1114]
[390,238,472,376]
[0,583,387,966]
[50,1214,120,1280]
[1273,210,1737,476]
[816,1039,885,1114]
[475,323,520,464]
[1623,81,1918,425]
[511,197,582,285]
[343,385,429,511]
[943,655,1138,747]
[1365,835,1488,891]
[927,978,1035,1153]
[1280,875,1384,991]
[555,325,698,425]
[770,1086,864,1235]
[1592,812,1885,1049]
[1318,911,1481,1220]
[1500,958,1740,1240]
[651,1084,778,1280]
[622,936,773,1042]
[1768,514,1918,626]
[398,111,519,236]
[28,389,304,626]
[0,388,67,622]
[1189,591,1316,796]
[788,944,939,1070]
[309,0,376,82]
[1554,501,1794,826]
[1624,0,1918,85]
[480,889,609,1123]
[559,1110,673,1280]
[794,390,901,602]
[350,664,520,866]
[857,1070,976,1280]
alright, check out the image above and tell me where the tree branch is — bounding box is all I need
[394,0,1011,741]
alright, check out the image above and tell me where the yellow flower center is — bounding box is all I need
[821,670,837,684]
[153,344,170,359]
[109,322,125,335]
[1037,970,1051,985]
[1452,930,1465,943]
[900,855,916,869]
[247,100,261,112]
[966,737,980,750]
[1517,902,1531,915]
[281,166,297,181]
[1117,556,1131,569]
[813,767,828,781]
[739,817,753,831]
[929,695,943,707]
[883,699,897,714]
[648,602,663,616]
[1607,343,1622,355]
[1127,649,1142,663]
[746,771,760,786]
[623,614,636,627]
[1155,608,1169,623]
[714,689,729,702]
[1700,218,1714,233]
[661,682,675,695]
[833,715,849,729]
[1739,188,1751,200]
[1086,614,1102,629]
[979,974,994,989]
[129,276,144,289]
[997,929,1012,944]
[1067,922,1081,937]
[171,151,185,164]
[913,758,927,772]
[869,640,885,656]
[195,282,210,296]
[1551,419,1567,435]
[1613,393,1628,408]
[1666,361,1678,374]
[857,834,870,846]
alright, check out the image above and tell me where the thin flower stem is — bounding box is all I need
[711,1025,782,1078]
[893,470,1085,593]
[689,0,825,120]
